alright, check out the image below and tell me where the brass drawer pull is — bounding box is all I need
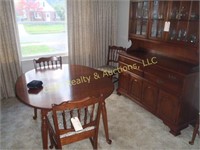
[157,79,164,84]
[168,74,177,80]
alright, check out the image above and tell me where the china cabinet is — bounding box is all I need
[129,0,199,50]
[117,0,199,136]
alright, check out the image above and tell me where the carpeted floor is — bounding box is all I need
[1,90,199,150]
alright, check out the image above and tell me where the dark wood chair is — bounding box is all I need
[47,95,103,150]
[32,56,62,119]
[33,56,62,70]
[97,45,126,83]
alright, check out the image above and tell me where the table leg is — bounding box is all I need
[101,101,112,144]
[41,110,48,149]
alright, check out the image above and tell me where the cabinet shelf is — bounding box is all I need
[151,18,165,21]
[132,18,148,20]
[169,19,188,22]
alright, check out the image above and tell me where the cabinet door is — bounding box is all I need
[149,1,168,40]
[129,1,150,38]
[142,81,158,113]
[129,76,142,102]
[157,90,180,123]
[168,1,199,47]
[118,72,130,94]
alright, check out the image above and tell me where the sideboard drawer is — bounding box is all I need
[119,56,143,76]
[144,67,184,93]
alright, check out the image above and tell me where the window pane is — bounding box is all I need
[14,0,68,58]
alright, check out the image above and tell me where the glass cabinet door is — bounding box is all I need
[187,1,199,46]
[129,1,149,38]
[168,1,199,47]
[149,1,168,40]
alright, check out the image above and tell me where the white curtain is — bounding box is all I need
[0,0,22,100]
[67,0,118,67]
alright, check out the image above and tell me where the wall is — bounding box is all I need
[117,0,131,49]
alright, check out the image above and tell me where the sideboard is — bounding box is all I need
[117,51,199,136]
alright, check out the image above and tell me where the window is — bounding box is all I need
[14,0,68,60]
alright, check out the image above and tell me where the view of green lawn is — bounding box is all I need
[21,45,54,56]
[23,23,65,34]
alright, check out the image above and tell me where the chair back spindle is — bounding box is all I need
[107,46,126,67]
[33,56,62,70]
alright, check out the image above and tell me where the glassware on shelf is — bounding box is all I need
[177,29,187,41]
[142,24,147,35]
[171,6,188,20]
[169,29,176,40]
[177,30,182,41]
[143,8,148,19]
[182,30,187,41]
[141,20,147,36]
[157,29,162,38]
[189,34,197,43]
[171,7,178,19]
[179,6,187,19]
[158,14,163,19]
[136,21,141,34]
[190,12,199,20]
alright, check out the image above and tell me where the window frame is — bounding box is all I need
[14,0,68,61]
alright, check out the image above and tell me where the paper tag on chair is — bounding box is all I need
[71,117,83,132]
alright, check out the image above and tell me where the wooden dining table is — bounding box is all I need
[15,64,114,149]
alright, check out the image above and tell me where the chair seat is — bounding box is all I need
[47,106,98,138]
[97,65,117,73]
[47,113,95,138]
[60,126,95,138]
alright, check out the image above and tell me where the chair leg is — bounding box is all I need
[189,118,199,145]
[93,139,98,149]
[49,131,54,149]
[33,108,37,119]
[93,135,98,150]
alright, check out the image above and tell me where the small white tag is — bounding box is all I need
[71,117,83,131]
[164,21,170,32]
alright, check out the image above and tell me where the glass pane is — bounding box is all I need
[136,20,141,35]
[141,20,147,35]
[143,1,149,19]
[14,0,68,58]
[136,2,143,18]
[151,21,157,37]
[157,22,163,38]
[152,1,159,19]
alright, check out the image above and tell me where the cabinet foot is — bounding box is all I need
[116,91,121,95]
[169,129,181,136]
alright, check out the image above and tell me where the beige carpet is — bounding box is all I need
[1,90,199,150]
